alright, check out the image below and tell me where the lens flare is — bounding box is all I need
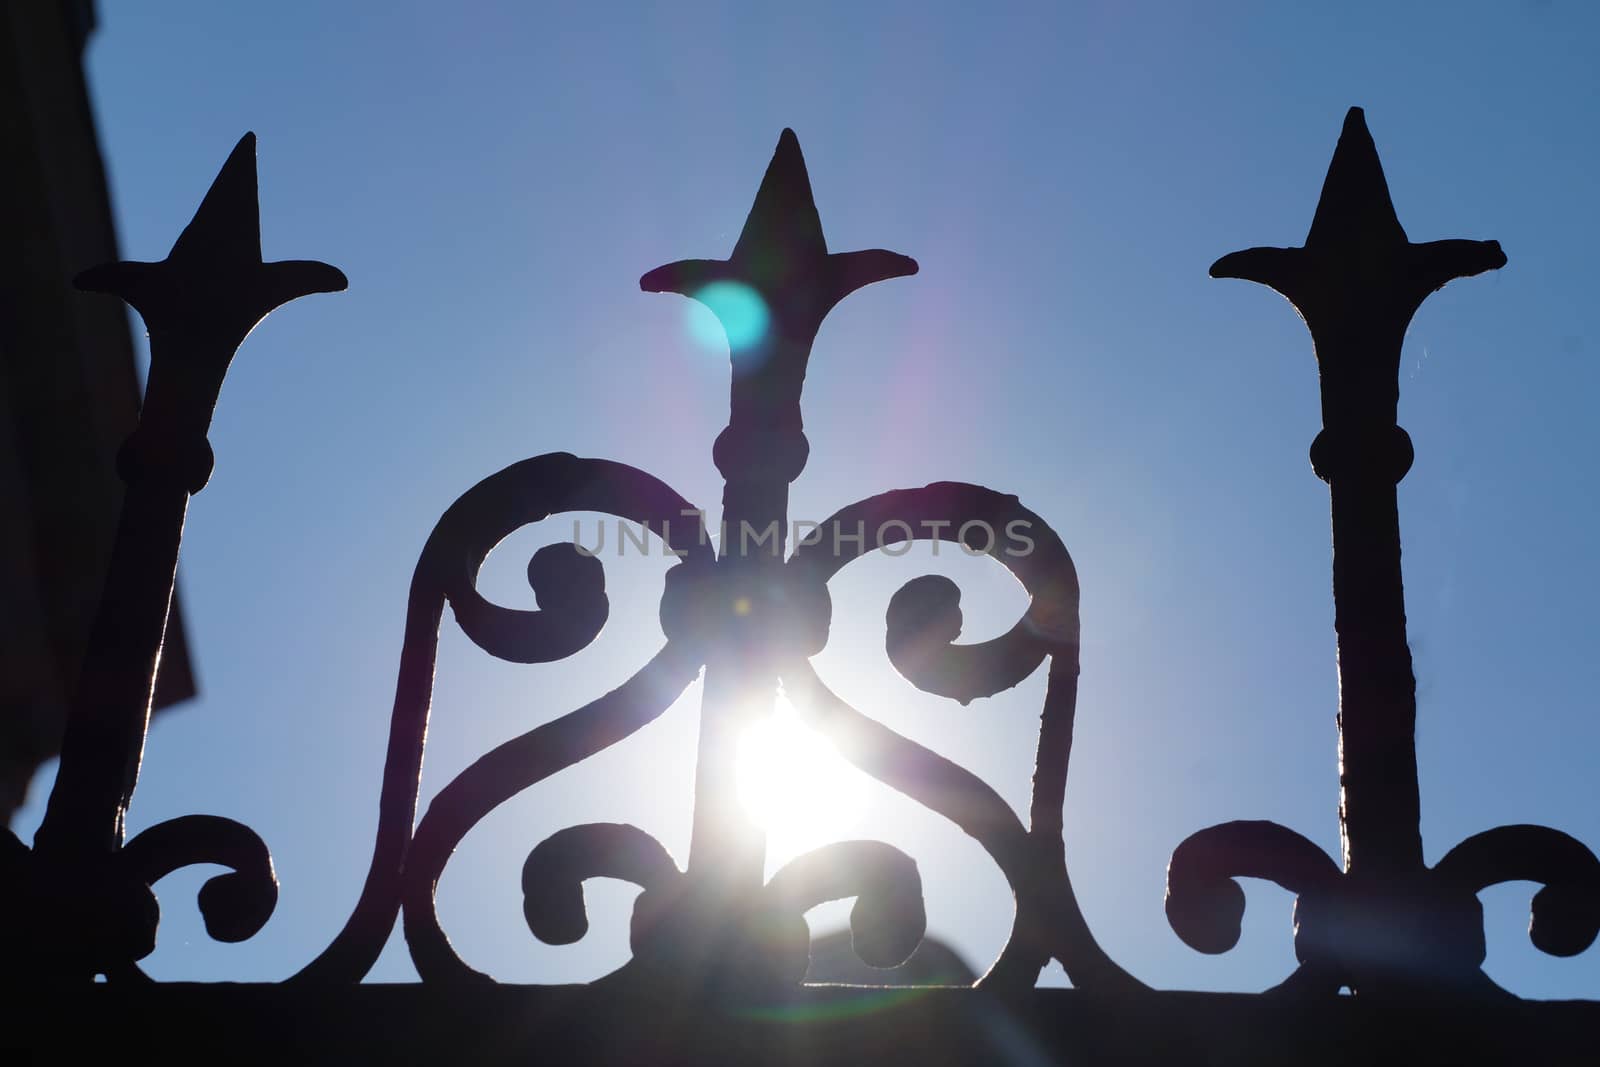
[688,281,769,352]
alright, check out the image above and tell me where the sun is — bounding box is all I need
[736,690,868,861]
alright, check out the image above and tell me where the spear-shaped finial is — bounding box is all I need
[640,128,917,497]
[636,132,917,983]
[36,134,344,869]
[1212,108,1505,399]
[78,133,346,360]
[641,129,917,348]
[1201,107,1509,992]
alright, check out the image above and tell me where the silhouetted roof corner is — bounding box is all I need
[0,0,195,828]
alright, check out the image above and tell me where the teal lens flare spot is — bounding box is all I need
[687,281,769,353]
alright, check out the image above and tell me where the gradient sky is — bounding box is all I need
[16,1,1600,996]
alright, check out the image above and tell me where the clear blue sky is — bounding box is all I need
[16,0,1600,996]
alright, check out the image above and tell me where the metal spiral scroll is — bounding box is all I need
[297,464,1132,988]
[289,459,969,987]
[119,815,279,947]
[785,482,1142,992]
[296,453,710,982]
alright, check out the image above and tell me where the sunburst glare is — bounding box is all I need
[737,689,868,863]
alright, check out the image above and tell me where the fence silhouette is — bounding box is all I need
[4,107,1598,1064]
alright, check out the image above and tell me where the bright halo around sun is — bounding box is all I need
[737,690,868,861]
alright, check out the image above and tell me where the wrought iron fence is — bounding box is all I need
[4,105,1599,1061]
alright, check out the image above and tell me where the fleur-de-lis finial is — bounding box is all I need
[1169,107,1600,997]
[641,128,917,347]
[1211,107,1507,886]
[74,133,346,492]
[78,133,346,332]
[20,136,342,981]
[642,130,916,490]
[1212,108,1505,462]
[633,132,921,986]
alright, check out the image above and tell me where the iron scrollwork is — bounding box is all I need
[293,129,1135,993]
[11,107,1599,1002]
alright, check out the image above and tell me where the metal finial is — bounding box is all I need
[1169,107,1599,997]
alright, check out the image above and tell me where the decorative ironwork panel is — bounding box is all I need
[3,105,1597,1040]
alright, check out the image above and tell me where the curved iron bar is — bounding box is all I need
[120,815,279,946]
[94,815,279,984]
[764,840,926,974]
[296,454,709,982]
[785,482,1141,991]
[402,643,704,983]
[777,662,1027,951]
[521,823,683,948]
[1435,825,1600,960]
[791,482,1066,705]
[777,659,1139,992]
[1165,820,1342,990]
